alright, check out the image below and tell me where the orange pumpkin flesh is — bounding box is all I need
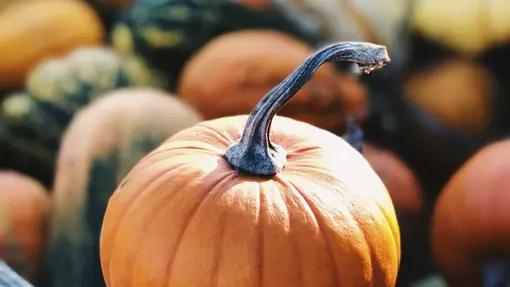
[100,42,400,286]
[0,171,49,284]
[178,29,368,135]
[431,139,510,287]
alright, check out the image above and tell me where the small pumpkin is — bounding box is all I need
[410,0,510,55]
[0,171,49,284]
[47,88,202,287]
[110,0,322,90]
[0,46,161,188]
[431,139,510,287]
[0,0,104,91]
[100,42,400,286]
[404,59,496,136]
[178,29,368,134]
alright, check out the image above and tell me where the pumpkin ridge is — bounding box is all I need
[163,171,239,286]
[103,165,185,285]
[278,177,339,286]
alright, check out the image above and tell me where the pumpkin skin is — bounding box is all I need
[0,171,49,284]
[178,29,368,134]
[0,0,104,91]
[47,88,202,287]
[431,139,510,287]
[404,59,495,136]
[110,0,321,91]
[100,42,400,287]
[0,46,161,188]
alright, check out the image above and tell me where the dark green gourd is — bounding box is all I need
[46,88,202,287]
[110,0,323,91]
[0,46,161,188]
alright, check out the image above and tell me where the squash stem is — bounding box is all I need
[342,117,364,154]
[224,41,390,177]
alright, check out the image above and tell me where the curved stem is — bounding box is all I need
[342,117,364,154]
[224,41,390,177]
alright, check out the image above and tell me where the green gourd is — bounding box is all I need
[0,46,161,188]
[110,0,323,91]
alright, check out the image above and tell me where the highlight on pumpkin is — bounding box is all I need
[99,42,401,287]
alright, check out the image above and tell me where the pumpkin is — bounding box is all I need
[0,261,34,287]
[100,42,400,286]
[178,29,368,135]
[0,171,49,284]
[0,0,104,92]
[271,0,408,49]
[410,0,510,56]
[110,0,322,90]
[431,139,510,287]
[0,46,162,187]
[404,59,496,136]
[47,88,202,287]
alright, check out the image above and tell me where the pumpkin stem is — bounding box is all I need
[224,42,390,177]
[342,117,364,154]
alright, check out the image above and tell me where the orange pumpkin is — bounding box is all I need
[431,139,510,287]
[100,42,400,286]
[178,29,368,135]
[0,171,49,284]
[0,0,104,91]
[404,59,496,136]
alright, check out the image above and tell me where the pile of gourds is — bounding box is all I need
[0,0,509,287]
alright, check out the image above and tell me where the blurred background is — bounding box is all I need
[0,0,509,286]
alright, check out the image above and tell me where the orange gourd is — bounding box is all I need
[178,30,368,135]
[431,139,510,287]
[100,42,400,286]
[404,59,495,136]
[0,0,104,91]
[0,171,49,284]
